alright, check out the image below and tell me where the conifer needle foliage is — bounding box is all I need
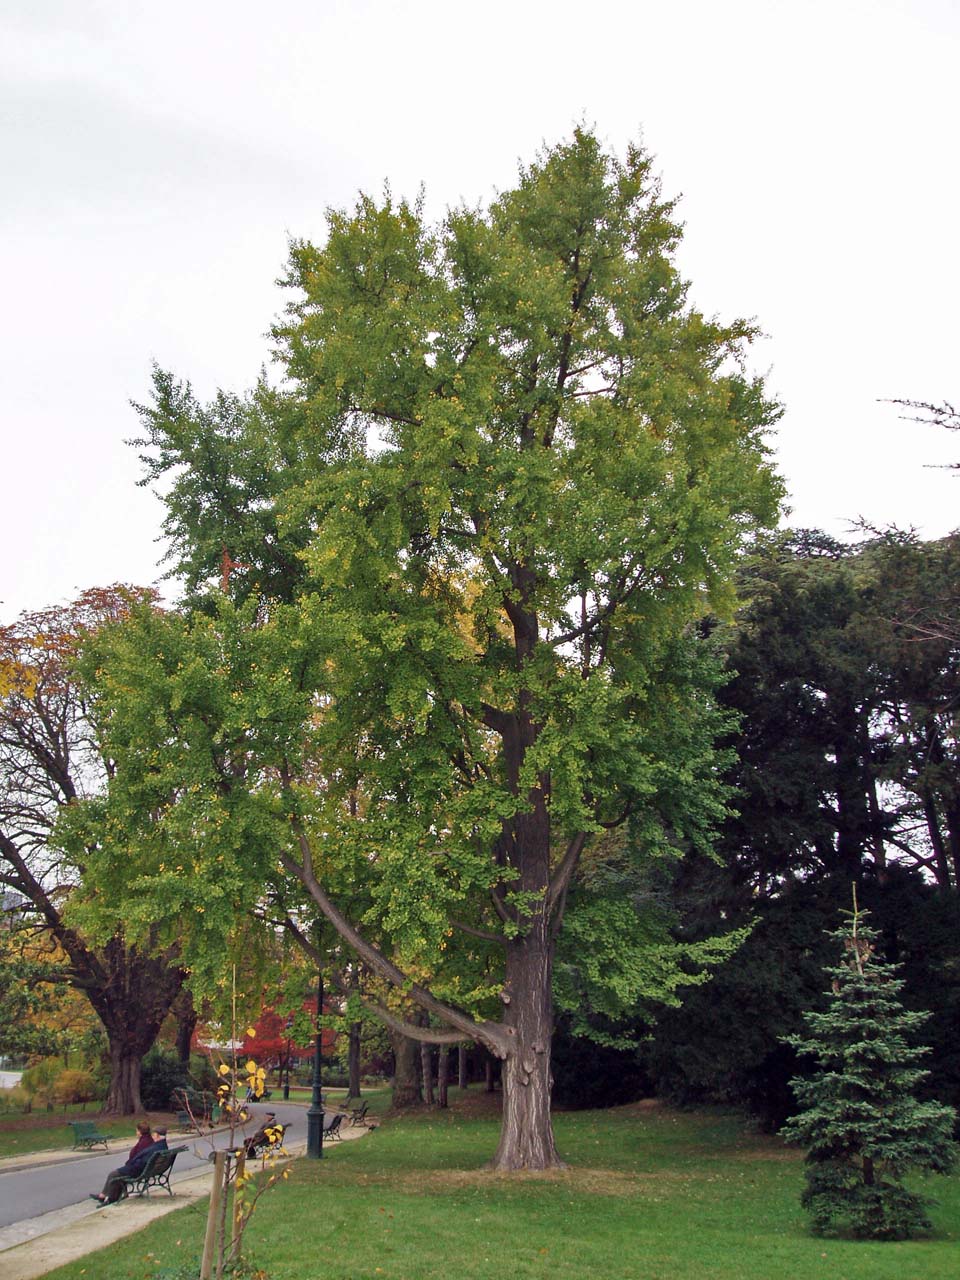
[782,893,958,1239]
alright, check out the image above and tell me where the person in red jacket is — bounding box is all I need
[89,1125,168,1204]
[126,1120,154,1162]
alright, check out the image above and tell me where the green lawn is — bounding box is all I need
[36,1096,960,1280]
[0,1086,393,1161]
[0,1108,132,1160]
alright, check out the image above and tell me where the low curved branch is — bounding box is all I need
[364,1002,472,1045]
[278,816,510,1058]
[599,805,632,830]
[277,905,487,1048]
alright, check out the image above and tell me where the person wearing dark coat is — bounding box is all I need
[243,1111,285,1157]
[90,1126,168,1204]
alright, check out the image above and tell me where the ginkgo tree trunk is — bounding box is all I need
[78,129,782,1168]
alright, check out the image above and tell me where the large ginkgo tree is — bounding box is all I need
[77,130,783,1168]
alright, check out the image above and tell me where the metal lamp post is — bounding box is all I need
[283,1016,292,1101]
[306,964,324,1159]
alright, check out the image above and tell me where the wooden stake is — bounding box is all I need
[230,1150,247,1264]
[200,1150,228,1280]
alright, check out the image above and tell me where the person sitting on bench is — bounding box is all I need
[243,1112,279,1157]
[90,1127,168,1204]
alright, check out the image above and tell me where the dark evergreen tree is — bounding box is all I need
[645,877,837,1130]
[643,531,960,1126]
[782,896,957,1240]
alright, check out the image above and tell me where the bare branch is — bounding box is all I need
[449,918,508,946]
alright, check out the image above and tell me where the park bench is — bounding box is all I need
[113,1144,188,1200]
[243,1121,288,1158]
[321,1112,343,1141]
[341,1098,370,1126]
[68,1120,109,1151]
[349,1100,370,1126]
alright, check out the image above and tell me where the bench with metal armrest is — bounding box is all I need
[321,1112,343,1141]
[114,1145,189,1199]
[68,1120,110,1151]
[340,1096,373,1126]
[349,1100,370,1126]
[243,1122,288,1158]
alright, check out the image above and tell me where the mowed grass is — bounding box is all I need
[0,1108,131,1160]
[0,1086,391,1161]
[38,1095,960,1280]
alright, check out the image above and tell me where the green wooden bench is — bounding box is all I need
[68,1120,109,1151]
[113,1145,188,1199]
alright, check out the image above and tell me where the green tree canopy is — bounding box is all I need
[77,129,783,1168]
[0,589,185,1113]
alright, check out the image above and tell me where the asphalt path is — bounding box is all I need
[0,1100,309,1234]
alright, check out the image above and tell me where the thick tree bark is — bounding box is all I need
[486,706,565,1170]
[173,988,197,1069]
[389,1030,422,1108]
[104,1041,146,1115]
[348,1021,362,1097]
[489,922,564,1170]
[437,1045,449,1108]
[84,937,185,1115]
[420,1040,435,1105]
[458,1044,468,1090]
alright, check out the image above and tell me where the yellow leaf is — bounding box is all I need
[246,1027,257,1038]
[218,1064,231,1076]
[245,1059,257,1073]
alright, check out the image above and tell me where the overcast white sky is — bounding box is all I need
[2,0,957,620]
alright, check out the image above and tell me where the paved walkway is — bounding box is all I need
[0,1119,371,1280]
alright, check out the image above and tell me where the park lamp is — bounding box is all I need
[283,1015,292,1101]
[306,963,324,1159]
